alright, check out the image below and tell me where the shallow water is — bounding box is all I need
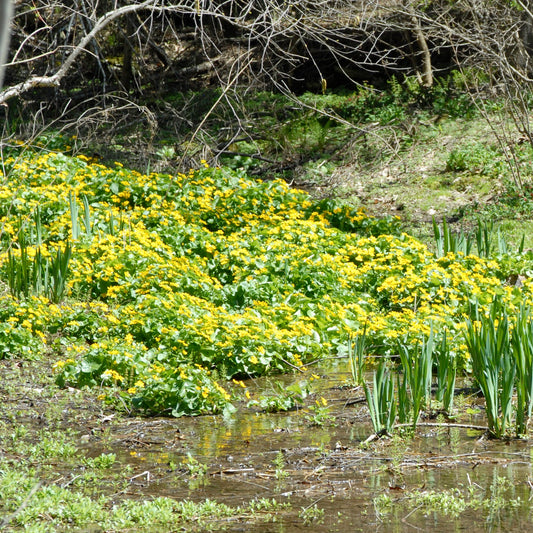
[72,366,533,531]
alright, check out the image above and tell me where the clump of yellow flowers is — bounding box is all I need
[1,145,531,416]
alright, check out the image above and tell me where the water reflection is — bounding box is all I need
[81,365,533,532]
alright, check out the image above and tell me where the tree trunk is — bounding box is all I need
[412,18,433,87]
[408,5,433,88]
[0,0,13,88]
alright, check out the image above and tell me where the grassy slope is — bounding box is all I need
[82,76,533,249]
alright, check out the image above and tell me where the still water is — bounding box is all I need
[81,369,533,531]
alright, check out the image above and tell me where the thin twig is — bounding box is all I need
[128,470,151,483]
[364,421,489,443]
[401,505,425,531]
[177,51,255,169]
[394,422,489,431]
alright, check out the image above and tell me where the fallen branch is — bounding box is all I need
[394,422,489,431]
[0,481,42,528]
[363,421,489,444]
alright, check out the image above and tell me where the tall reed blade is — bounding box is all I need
[464,304,515,438]
[432,217,473,257]
[475,219,493,258]
[364,361,396,436]
[108,211,115,237]
[32,247,43,296]
[518,234,525,254]
[432,217,444,258]
[349,325,366,386]
[7,224,31,299]
[34,206,42,247]
[395,369,411,425]
[69,190,80,241]
[397,331,434,429]
[47,242,72,303]
[497,228,507,255]
[511,305,533,435]
[82,194,92,238]
[435,329,456,413]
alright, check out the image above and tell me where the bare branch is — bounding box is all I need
[0,0,157,104]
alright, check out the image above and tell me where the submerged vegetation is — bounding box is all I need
[0,421,292,531]
[374,474,526,525]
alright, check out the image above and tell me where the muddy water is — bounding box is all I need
[80,368,533,532]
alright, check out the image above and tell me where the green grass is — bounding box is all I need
[374,474,525,524]
[0,464,289,531]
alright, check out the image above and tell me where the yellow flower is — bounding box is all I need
[250,355,258,365]
[101,369,124,382]
[52,360,66,371]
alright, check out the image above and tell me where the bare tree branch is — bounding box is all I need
[3,0,533,178]
[0,0,156,104]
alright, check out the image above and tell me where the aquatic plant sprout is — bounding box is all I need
[356,329,456,435]
[465,300,515,438]
[432,217,524,260]
[397,331,434,428]
[348,325,366,387]
[511,305,533,435]
[2,146,533,420]
[434,329,456,413]
[465,299,533,437]
[364,362,396,436]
